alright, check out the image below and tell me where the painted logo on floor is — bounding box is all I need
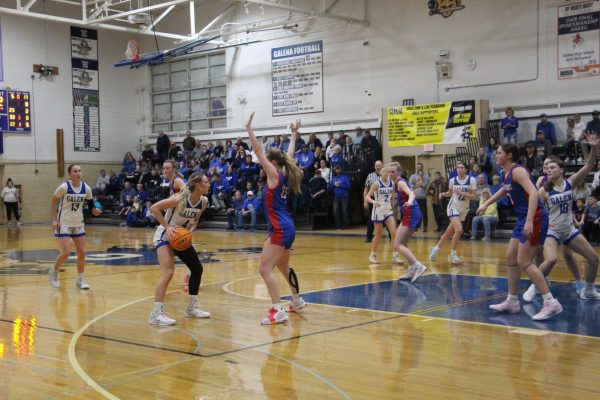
[0,245,263,274]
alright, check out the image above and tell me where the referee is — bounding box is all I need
[363,160,383,242]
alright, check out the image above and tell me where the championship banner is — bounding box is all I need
[71,27,100,152]
[271,40,323,116]
[387,101,476,147]
[558,0,600,79]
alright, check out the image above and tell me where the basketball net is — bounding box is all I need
[125,40,140,61]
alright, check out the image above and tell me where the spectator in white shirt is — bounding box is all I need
[94,169,110,196]
[1,178,21,226]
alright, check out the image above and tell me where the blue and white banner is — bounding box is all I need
[271,40,323,116]
[71,27,100,152]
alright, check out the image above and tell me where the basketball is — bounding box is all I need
[169,226,192,251]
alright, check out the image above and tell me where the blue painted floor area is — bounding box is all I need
[288,274,600,338]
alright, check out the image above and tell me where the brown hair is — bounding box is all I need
[266,148,302,193]
[544,157,565,193]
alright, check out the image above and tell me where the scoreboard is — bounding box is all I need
[0,90,32,132]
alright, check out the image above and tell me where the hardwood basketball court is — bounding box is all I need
[0,225,598,399]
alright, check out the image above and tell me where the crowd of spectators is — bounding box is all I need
[91,128,380,229]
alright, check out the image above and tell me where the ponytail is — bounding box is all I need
[176,172,206,213]
[266,149,302,193]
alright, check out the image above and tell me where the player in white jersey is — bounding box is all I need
[49,164,101,289]
[430,161,477,264]
[524,134,600,301]
[365,164,401,265]
[149,172,212,326]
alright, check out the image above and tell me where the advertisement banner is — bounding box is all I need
[387,101,476,147]
[558,0,600,79]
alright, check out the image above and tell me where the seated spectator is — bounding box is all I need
[211,173,229,210]
[308,133,323,151]
[105,171,122,197]
[192,139,203,161]
[174,151,185,163]
[534,130,553,159]
[217,157,229,176]
[232,147,246,170]
[573,180,591,202]
[118,195,133,226]
[293,134,306,154]
[573,198,585,231]
[485,136,500,175]
[122,151,136,176]
[144,200,158,227]
[491,175,509,223]
[139,159,151,175]
[224,139,235,159]
[223,165,238,192]
[325,138,337,160]
[239,191,259,231]
[469,163,487,184]
[119,181,136,206]
[582,195,600,243]
[329,145,344,170]
[213,140,224,158]
[470,188,498,241]
[297,143,314,181]
[125,196,143,227]
[135,183,148,203]
[226,191,244,230]
[330,166,350,229]
[271,135,281,150]
[141,144,155,164]
[168,141,182,160]
[235,136,250,151]
[536,113,557,145]
[279,134,290,152]
[476,147,491,175]
[141,168,161,201]
[591,159,600,198]
[94,169,110,196]
[309,169,328,212]
[313,146,327,167]
[240,154,259,187]
[177,160,189,177]
[318,159,331,184]
[520,142,542,178]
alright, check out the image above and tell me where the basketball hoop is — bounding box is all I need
[125,40,140,61]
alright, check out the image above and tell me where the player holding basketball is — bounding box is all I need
[49,164,101,289]
[524,134,600,302]
[364,164,401,264]
[245,112,306,325]
[477,144,562,320]
[429,161,476,264]
[148,172,211,326]
[390,163,428,282]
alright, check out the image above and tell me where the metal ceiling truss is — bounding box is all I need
[0,0,368,44]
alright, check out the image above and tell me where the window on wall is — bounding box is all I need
[151,52,227,133]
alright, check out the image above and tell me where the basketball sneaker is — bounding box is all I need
[76,277,90,290]
[392,254,404,264]
[411,263,427,283]
[286,297,307,312]
[184,306,211,318]
[149,312,176,326]
[398,265,415,281]
[580,289,600,300]
[17,222,23,227]
[489,299,521,314]
[261,307,288,325]
[449,253,462,264]
[368,253,378,264]
[429,247,439,262]
[48,268,60,288]
[531,298,562,320]
[522,283,538,303]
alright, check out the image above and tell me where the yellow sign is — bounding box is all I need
[387,101,476,147]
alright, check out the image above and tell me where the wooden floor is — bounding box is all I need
[0,225,599,399]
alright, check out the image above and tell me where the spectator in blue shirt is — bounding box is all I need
[211,173,230,210]
[331,166,350,229]
[330,145,344,170]
[280,134,290,152]
[119,181,136,206]
[500,107,519,144]
[223,165,238,192]
[226,190,244,230]
[135,183,148,203]
[536,113,557,145]
[217,157,229,176]
[297,143,314,179]
[239,190,260,231]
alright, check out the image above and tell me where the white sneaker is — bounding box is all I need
[286,297,307,312]
[398,266,415,281]
[7,222,12,226]
[149,312,176,326]
[482,236,491,242]
[17,222,23,227]
[429,247,439,262]
[580,289,600,300]
[261,307,288,325]
[522,283,538,303]
[76,277,90,290]
[48,268,60,288]
[411,263,428,283]
[449,253,462,264]
[184,306,211,318]
[368,253,378,264]
[577,157,584,162]
[565,157,571,163]
[392,254,404,264]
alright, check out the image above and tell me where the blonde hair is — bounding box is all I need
[176,172,206,213]
[266,149,302,193]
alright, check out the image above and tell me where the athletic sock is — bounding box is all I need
[78,273,84,279]
[507,294,519,302]
[291,293,300,301]
[541,292,554,301]
[450,250,457,256]
[586,283,595,292]
[273,303,284,312]
[187,295,197,308]
[153,302,164,314]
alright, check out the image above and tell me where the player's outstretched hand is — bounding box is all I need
[245,112,255,132]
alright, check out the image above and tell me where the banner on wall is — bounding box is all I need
[271,40,323,116]
[71,27,100,152]
[387,101,476,147]
[557,0,600,79]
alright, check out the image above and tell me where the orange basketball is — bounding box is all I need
[169,226,192,251]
